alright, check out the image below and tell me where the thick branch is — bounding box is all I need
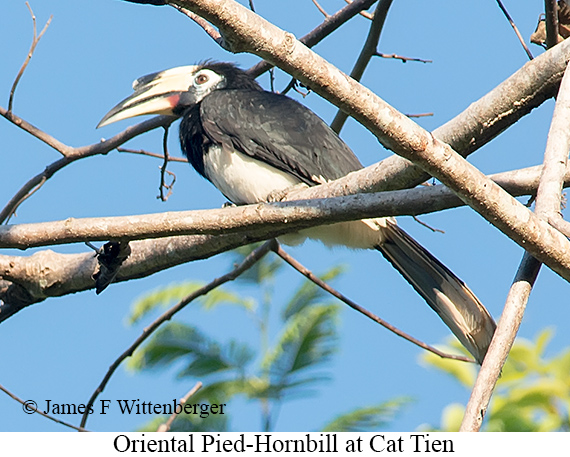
[0,165,562,250]
[0,232,267,321]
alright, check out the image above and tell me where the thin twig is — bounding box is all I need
[0,110,171,224]
[331,0,394,133]
[273,243,474,363]
[80,239,276,429]
[171,5,225,46]
[495,0,534,60]
[1,106,74,156]
[3,176,47,224]
[406,112,434,118]
[158,125,174,201]
[8,3,52,113]
[412,216,445,233]
[312,0,330,17]
[157,382,203,432]
[373,52,432,64]
[0,382,89,432]
[117,147,188,163]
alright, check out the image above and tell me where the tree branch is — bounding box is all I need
[1,164,565,250]
[331,0,393,133]
[0,382,89,432]
[460,59,570,432]
[0,109,172,224]
[8,3,53,113]
[246,0,379,78]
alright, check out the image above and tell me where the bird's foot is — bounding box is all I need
[266,183,309,202]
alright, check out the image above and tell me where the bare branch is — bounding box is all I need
[0,164,563,321]
[157,382,203,432]
[274,244,474,363]
[0,382,89,432]
[344,0,373,19]
[0,111,172,224]
[357,35,570,192]
[0,106,74,156]
[117,147,188,163]
[460,253,541,431]
[8,3,53,113]
[460,59,570,432]
[373,52,432,63]
[80,240,275,428]
[311,0,330,18]
[331,0,393,133]
[171,4,224,46]
[495,0,534,59]
[246,0,379,78]
[3,163,568,251]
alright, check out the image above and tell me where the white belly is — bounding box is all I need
[203,145,301,204]
[203,145,387,249]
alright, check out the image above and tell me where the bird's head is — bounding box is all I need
[97,62,260,128]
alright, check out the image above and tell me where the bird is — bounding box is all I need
[98,61,496,364]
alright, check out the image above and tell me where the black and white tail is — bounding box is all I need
[377,221,496,364]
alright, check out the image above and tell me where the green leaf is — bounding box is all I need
[262,305,339,394]
[440,403,465,432]
[282,265,345,321]
[128,282,206,325]
[127,322,254,377]
[432,330,570,432]
[321,398,411,432]
[136,409,229,432]
[127,282,255,325]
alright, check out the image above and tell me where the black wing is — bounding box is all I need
[199,89,363,185]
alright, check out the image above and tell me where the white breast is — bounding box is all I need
[203,145,301,204]
[202,145,386,250]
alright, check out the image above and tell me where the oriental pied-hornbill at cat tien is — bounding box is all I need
[98,61,496,364]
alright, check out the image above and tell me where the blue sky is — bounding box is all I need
[1,0,567,432]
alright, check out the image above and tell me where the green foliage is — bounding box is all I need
[127,322,254,378]
[126,251,404,432]
[262,304,339,397]
[321,398,411,432]
[128,282,254,325]
[422,329,570,432]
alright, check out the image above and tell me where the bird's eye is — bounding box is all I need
[195,73,209,85]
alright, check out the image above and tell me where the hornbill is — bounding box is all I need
[98,62,496,364]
